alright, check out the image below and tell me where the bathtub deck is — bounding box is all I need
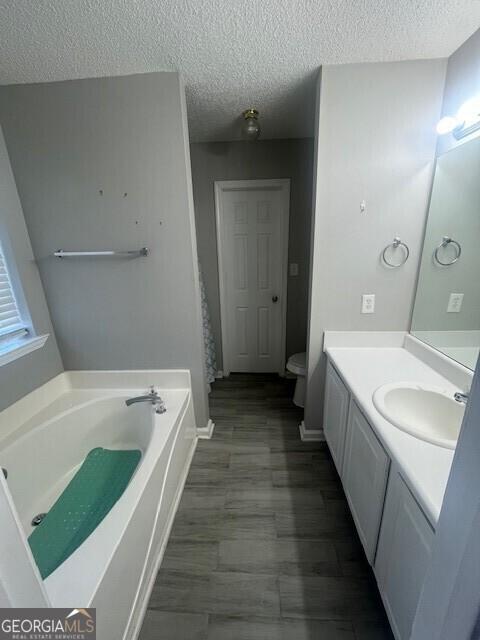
[139,374,393,640]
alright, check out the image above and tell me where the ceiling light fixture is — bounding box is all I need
[242,109,261,140]
[436,94,480,139]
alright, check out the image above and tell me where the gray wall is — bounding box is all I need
[305,60,446,430]
[0,128,63,411]
[437,28,480,157]
[190,138,314,370]
[0,72,209,427]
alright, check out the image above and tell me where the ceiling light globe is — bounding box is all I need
[242,109,260,140]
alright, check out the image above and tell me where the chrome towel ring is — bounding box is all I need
[382,237,410,268]
[434,236,461,266]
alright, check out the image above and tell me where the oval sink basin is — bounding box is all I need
[373,383,465,449]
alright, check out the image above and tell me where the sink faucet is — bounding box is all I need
[126,387,166,414]
[454,391,469,405]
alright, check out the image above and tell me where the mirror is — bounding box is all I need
[411,136,480,370]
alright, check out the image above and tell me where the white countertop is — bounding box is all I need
[325,345,462,526]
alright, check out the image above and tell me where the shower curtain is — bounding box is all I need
[199,264,217,388]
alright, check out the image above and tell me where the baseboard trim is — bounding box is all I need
[128,437,197,640]
[299,420,324,442]
[197,419,215,439]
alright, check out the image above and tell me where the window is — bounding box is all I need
[0,241,48,366]
[0,244,27,343]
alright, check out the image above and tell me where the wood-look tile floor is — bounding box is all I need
[140,374,393,640]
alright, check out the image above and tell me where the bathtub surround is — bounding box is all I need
[0,72,209,429]
[304,60,447,434]
[0,128,63,411]
[190,139,314,370]
[0,369,197,640]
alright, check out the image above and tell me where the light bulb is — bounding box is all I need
[436,116,460,135]
[457,95,480,125]
[242,109,260,140]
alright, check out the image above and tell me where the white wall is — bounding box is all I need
[0,128,63,412]
[190,138,314,369]
[0,72,209,428]
[305,60,446,431]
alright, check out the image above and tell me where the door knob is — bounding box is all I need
[272,295,278,303]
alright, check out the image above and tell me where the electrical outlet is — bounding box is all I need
[447,293,464,313]
[361,294,375,314]
[289,263,299,277]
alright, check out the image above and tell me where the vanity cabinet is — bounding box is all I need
[322,361,350,475]
[375,469,434,640]
[342,400,390,563]
[323,355,437,640]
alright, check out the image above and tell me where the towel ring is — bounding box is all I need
[382,237,410,268]
[434,236,461,266]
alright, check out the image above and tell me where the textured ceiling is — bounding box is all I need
[0,1,479,142]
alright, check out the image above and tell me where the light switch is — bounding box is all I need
[289,263,299,277]
[361,294,375,314]
[447,293,464,313]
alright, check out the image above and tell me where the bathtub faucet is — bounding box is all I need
[125,388,166,414]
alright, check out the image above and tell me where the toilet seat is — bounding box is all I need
[286,352,306,376]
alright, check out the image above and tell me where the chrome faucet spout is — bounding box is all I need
[125,388,165,413]
[454,391,469,405]
[125,394,157,407]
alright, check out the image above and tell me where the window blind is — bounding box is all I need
[0,246,25,339]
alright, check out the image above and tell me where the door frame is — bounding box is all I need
[214,178,290,377]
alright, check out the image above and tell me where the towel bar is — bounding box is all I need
[54,248,149,258]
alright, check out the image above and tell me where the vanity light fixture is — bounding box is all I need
[242,109,261,140]
[436,116,461,135]
[436,94,480,139]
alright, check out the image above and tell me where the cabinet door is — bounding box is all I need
[323,361,350,476]
[375,470,434,640]
[343,401,390,564]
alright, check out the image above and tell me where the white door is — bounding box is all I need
[215,179,290,374]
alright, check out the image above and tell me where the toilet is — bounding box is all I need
[286,351,307,407]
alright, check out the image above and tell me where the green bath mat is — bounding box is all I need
[28,447,141,579]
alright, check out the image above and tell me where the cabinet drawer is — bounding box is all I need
[323,360,350,476]
[343,400,390,564]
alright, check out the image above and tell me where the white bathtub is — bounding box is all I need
[0,371,197,640]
